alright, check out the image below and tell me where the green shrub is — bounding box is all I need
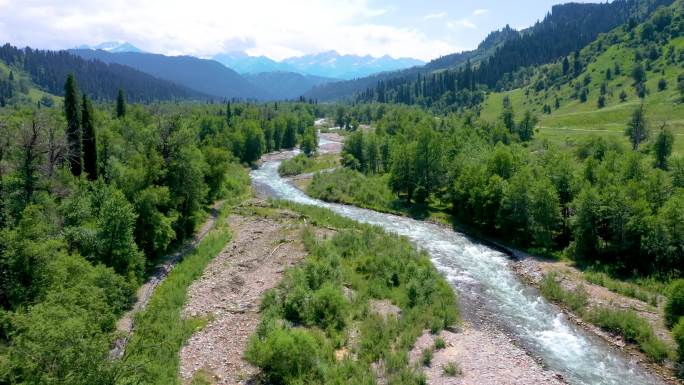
[245,327,324,385]
[442,361,462,377]
[589,307,670,362]
[434,336,446,350]
[310,283,347,332]
[673,318,684,364]
[666,279,684,328]
[421,347,433,367]
[539,273,588,312]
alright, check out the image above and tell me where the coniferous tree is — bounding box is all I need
[626,104,648,150]
[226,102,232,125]
[654,126,674,170]
[81,94,97,181]
[64,74,82,176]
[116,88,126,118]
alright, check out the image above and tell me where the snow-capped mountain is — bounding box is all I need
[213,50,424,80]
[75,41,144,53]
[212,52,296,75]
[281,51,424,80]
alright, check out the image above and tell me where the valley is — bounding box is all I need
[2,0,684,384]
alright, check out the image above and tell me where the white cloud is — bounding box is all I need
[423,12,446,20]
[448,18,477,30]
[0,0,457,61]
[472,9,490,17]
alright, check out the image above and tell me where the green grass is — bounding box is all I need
[117,168,250,385]
[278,153,339,176]
[589,307,671,363]
[421,347,433,367]
[480,35,684,155]
[434,336,446,350]
[245,200,459,385]
[583,271,659,306]
[539,273,589,313]
[0,61,60,106]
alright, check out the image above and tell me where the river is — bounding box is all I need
[250,142,665,385]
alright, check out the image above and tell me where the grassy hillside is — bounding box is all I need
[0,61,60,106]
[480,2,684,153]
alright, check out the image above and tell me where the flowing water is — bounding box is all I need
[250,144,665,385]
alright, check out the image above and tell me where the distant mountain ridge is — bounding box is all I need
[70,49,269,100]
[212,50,423,79]
[0,43,204,101]
[243,71,336,100]
[74,41,144,53]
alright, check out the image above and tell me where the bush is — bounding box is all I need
[245,327,324,385]
[673,318,684,364]
[310,283,347,332]
[442,361,462,377]
[434,336,446,350]
[421,347,433,367]
[666,279,684,328]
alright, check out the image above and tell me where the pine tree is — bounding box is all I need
[626,104,648,150]
[64,74,82,176]
[654,126,674,170]
[116,88,126,118]
[81,94,97,181]
[226,102,232,125]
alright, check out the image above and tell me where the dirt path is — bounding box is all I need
[110,200,225,359]
[409,325,566,385]
[178,203,308,385]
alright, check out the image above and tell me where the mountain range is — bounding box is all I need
[213,51,424,80]
[75,41,424,80]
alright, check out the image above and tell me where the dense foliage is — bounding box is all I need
[312,104,683,279]
[0,74,320,384]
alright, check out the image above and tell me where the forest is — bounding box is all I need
[0,73,320,384]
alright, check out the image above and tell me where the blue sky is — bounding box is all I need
[0,0,599,61]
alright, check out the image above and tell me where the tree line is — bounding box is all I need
[337,104,683,278]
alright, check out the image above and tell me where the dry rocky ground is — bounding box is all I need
[179,202,317,385]
[408,325,566,385]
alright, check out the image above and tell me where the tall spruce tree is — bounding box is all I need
[116,88,126,118]
[626,104,648,150]
[64,74,82,176]
[81,94,97,181]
